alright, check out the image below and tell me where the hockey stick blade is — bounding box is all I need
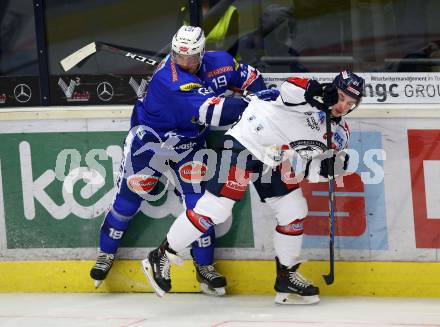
[322,239,335,285]
[60,42,97,72]
[323,273,334,285]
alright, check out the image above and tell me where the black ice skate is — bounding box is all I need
[141,240,183,297]
[90,250,115,288]
[194,262,227,296]
[274,257,320,305]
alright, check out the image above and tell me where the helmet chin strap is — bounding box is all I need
[196,50,205,72]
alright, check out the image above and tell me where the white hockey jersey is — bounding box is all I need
[227,78,350,167]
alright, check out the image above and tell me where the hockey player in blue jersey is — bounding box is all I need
[90,25,277,295]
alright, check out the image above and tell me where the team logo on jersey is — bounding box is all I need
[323,130,347,150]
[178,161,207,183]
[126,175,158,194]
[289,140,327,152]
[0,94,7,104]
[289,140,327,161]
[174,141,198,150]
[206,65,233,78]
[179,83,202,91]
[296,146,316,161]
[333,130,346,149]
[306,115,320,131]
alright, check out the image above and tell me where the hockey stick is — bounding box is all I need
[322,109,336,285]
[60,41,166,72]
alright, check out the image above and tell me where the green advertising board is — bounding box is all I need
[0,132,254,249]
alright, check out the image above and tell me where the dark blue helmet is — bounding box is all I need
[333,70,365,101]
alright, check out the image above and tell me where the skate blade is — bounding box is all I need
[93,279,103,289]
[200,283,226,296]
[274,293,320,305]
[141,259,165,298]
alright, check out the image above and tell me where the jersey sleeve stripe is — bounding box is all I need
[198,98,210,123]
[205,103,214,125]
[287,77,309,89]
[209,98,225,126]
[241,66,258,90]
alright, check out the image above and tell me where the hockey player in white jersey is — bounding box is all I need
[142,70,365,304]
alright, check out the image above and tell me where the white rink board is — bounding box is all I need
[264,73,440,104]
[0,112,439,263]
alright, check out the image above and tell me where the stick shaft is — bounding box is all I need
[323,110,336,285]
[97,42,160,68]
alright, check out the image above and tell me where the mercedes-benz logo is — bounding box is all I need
[14,84,32,103]
[96,82,114,102]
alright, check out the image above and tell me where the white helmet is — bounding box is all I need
[171,25,205,57]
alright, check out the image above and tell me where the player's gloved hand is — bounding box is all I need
[244,89,280,102]
[304,80,338,111]
[322,84,338,107]
[304,80,324,107]
[319,151,350,178]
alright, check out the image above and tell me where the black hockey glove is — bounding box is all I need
[322,84,338,107]
[304,80,324,109]
[244,89,280,102]
[304,80,338,111]
[319,151,350,178]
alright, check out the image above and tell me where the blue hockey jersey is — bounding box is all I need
[130,51,266,152]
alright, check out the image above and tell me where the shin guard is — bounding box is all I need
[99,209,133,254]
[191,226,215,265]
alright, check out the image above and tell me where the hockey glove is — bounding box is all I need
[322,84,338,107]
[244,89,280,102]
[304,80,338,111]
[304,80,324,108]
[319,151,350,178]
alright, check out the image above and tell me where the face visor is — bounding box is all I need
[172,50,203,73]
